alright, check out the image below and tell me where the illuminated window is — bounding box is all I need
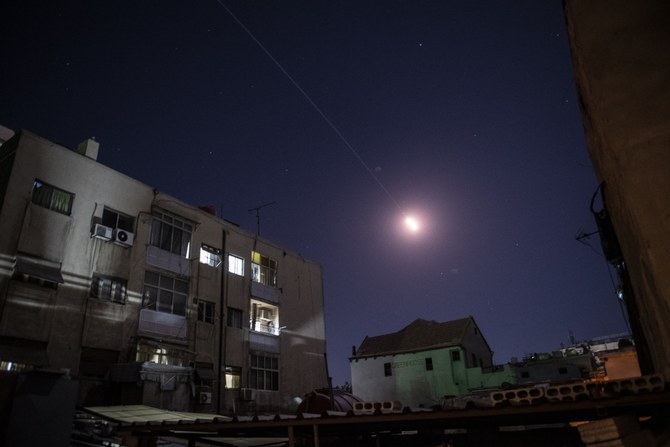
[142,270,188,316]
[251,251,277,287]
[150,210,192,257]
[200,244,222,267]
[32,179,74,215]
[0,361,32,372]
[195,299,215,324]
[384,362,392,376]
[225,366,241,389]
[135,343,189,366]
[91,275,127,304]
[249,300,279,335]
[250,354,278,391]
[228,254,244,276]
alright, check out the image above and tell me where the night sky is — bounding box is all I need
[0,1,629,386]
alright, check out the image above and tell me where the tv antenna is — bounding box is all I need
[248,201,276,236]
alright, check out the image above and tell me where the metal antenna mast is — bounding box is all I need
[248,201,276,236]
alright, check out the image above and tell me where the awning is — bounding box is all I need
[0,336,49,366]
[15,255,63,283]
[84,404,228,424]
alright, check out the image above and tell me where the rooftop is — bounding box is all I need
[353,317,477,358]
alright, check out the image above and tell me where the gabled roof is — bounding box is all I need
[353,317,476,358]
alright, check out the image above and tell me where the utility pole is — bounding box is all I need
[248,201,276,236]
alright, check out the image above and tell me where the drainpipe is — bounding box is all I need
[217,228,228,414]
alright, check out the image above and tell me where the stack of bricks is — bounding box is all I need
[577,415,656,446]
[545,382,590,402]
[489,386,544,406]
[587,374,665,400]
[352,400,402,415]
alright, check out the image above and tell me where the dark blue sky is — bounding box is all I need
[1,1,628,385]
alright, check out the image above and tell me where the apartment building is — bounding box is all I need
[0,130,328,414]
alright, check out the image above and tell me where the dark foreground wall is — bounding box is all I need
[564,1,670,376]
[1,371,78,447]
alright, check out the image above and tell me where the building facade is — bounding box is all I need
[349,317,513,407]
[564,0,670,378]
[0,130,328,414]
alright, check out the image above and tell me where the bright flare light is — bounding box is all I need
[404,215,420,233]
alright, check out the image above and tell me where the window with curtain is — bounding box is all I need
[32,179,74,215]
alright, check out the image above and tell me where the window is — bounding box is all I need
[451,351,461,362]
[249,354,278,391]
[227,307,243,329]
[225,366,241,389]
[1,361,32,373]
[101,207,134,231]
[199,244,222,267]
[142,270,189,316]
[91,275,127,304]
[558,367,568,375]
[471,353,476,367]
[521,371,530,378]
[135,342,190,366]
[228,254,244,276]
[384,362,392,376]
[425,357,433,371]
[250,300,279,335]
[32,179,74,215]
[251,251,277,287]
[150,210,192,257]
[195,299,215,323]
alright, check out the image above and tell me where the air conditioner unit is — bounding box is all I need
[239,388,255,401]
[199,391,212,404]
[258,308,273,320]
[113,229,134,246]
[93,224,113,241]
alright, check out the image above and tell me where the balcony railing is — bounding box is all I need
[250,321,279,336]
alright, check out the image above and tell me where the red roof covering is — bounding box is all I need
[353,317,475,358]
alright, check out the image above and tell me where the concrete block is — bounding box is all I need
[545,383,589,402]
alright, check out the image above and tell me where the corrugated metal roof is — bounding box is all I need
[83,389,670,442]
[354,317,473,357]
[84,405,230,424]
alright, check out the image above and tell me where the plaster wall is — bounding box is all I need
[564,1,670,376]
[351,347,509,407]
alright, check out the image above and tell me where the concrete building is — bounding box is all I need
[349,317,514,407]
[564,1,670,378]
[511,352,596,385]
[0,130,328,414]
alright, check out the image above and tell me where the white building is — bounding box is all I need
[349,317,510,408]
[0,129,328,414]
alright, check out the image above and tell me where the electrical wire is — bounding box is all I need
[214,0,405,214]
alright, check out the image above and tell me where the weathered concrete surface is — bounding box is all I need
[564,1,670,377]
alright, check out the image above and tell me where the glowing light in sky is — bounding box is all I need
[404,215,420,233]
